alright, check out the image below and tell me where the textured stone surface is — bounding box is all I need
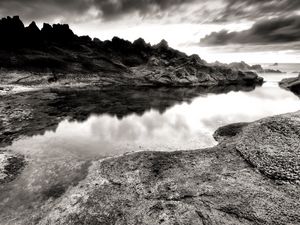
[3,111,297,225]
[0,150,25,184]
[235,113,300,183]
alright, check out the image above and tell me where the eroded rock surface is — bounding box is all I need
[235,113,300,183]
[3,111,297,225]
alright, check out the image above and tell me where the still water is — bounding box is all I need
[0,68,300,221]
[7,73,300,157]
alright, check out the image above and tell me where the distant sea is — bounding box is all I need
[258,63,300,83]
[261,63,300,74]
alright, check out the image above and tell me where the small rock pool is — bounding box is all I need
[0,71,300,223]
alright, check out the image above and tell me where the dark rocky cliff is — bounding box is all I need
[0,16,263,87]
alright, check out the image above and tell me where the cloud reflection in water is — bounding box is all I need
[10,83,300,159]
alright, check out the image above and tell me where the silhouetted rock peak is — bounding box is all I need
[0,16,77,48]
[41,23,52,33]
[111,36,131,45]
[93,37,101,43]
[27,21,40,32]
[40,23,75,42]
[133,38,150,48]
[52,24,74,35]
[154,39,169,49]
[0,15,24,31]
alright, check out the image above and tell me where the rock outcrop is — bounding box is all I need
[2,111,299,224]
[279,74,300,96]
[213,61,283,73]
[0,16,263,87]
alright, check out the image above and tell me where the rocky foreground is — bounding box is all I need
[280,74,300,96]
[1,109,300,224]
[0,16,263,87]
[37,112,300,225]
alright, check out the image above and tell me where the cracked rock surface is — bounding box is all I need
[32,111,300,225]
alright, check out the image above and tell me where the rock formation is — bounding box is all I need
[279,74,300,96]
[213,61,283,73]
[1,110,300,224]
[0,16,263,87]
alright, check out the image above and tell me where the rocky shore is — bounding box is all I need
[0,80,299,224]
[0,16,263,87]
[2,15,300,225]
[1,111,300,224]
[279,74,300,96]
[37,111,300,225]
[213,61,283,74]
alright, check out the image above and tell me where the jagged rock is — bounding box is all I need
[26,21,40,33]
[213,61,283,73]
[41,23,52,35]
[0,16,25,47]
[251,64,264,72]
[0,16,263,87]
[133,38,150,49]
[154,39,169,49]
[25,21,42,46]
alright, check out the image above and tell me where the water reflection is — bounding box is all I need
[1,74,300,223]
[0,84,258,147]
[10,82,300,158]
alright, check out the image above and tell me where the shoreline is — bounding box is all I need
[0,76,299,224]
[2,110,299,224]
[1,109,300,224]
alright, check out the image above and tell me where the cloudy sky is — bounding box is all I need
[1,0,300,63]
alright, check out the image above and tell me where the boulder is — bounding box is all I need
[279,74,300,96]
[34,111,300,225]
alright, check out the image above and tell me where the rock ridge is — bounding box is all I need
[0,16,263,87]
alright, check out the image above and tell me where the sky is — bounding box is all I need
[1,0,300,63]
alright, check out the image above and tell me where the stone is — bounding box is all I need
[1,87,300,224]
[0,16,264,87]
[35,111,300,225]
[280,74,300,96]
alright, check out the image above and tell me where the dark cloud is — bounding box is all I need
[0,0,91,22]
[200,16,300,46]
[0,0,195,23]
[216,0,300,23]
[94,0,194,19]
[0,0,300,25]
